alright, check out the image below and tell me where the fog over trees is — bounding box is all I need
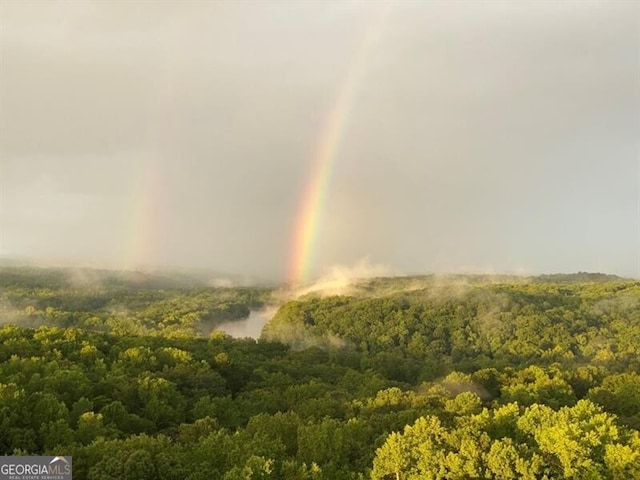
[1,0,638,477]
[0,267,638,478]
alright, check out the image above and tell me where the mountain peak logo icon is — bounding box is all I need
[49,457,70,465]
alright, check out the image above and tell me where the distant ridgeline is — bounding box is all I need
[0,266,272,337]
[0,266,638,479]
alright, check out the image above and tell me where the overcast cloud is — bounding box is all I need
[1,0,638,281]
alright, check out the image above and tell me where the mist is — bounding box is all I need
[1,1,638,280]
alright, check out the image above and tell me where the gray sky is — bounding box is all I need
[1,0,638,281]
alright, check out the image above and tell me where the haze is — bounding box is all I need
[1,0,638,281]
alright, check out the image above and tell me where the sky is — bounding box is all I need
[1,0,638,282]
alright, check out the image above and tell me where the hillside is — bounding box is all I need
[0,267,638,479]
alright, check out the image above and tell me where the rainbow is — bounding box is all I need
[123,156,164,270]
[122,49,181,270]
[287,4,390,286]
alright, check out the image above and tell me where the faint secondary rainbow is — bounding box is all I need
[287,4,390,286]
[122,157,164,270]
[122,42,184,270]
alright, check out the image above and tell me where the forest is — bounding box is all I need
[0,266,639,479]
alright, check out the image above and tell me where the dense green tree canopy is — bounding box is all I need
[0,267,638,478]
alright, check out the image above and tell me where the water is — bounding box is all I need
[216,308,276,339]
